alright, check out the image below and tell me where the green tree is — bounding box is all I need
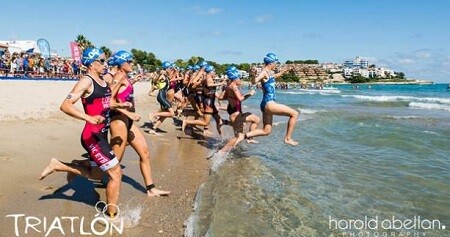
[238,63,251,72]
[130,49,161,71]
[75,34,94,52]
[187,56,205,65]
[99,46,112,58]
[280,71,300,82]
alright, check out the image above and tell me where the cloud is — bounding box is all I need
[211,31,222,36]
[110,39,130,46]
[186,6,223,15]
[382,49,450,82]
[205,7,223,15]
[399,59,415,65]
[413,49,432,59]
[302,33,323,39]
[254,14,273,23]
[219,50,243,56]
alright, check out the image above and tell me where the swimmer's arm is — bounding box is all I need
[60,76,94,122]
[216,90,226,100]
[116,108,140,121]
[252,71,266,84]
[206,76,224,87]
[274,67,289,79]
[130,74,142,84]
[191,68,205,85]
[232,86,249,102]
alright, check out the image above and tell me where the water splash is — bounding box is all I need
[119,203,142,228]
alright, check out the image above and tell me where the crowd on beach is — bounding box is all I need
[38,48,300,224]
[0,49,81,78]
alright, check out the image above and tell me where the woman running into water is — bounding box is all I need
[108,50,170,196]
[185,65,204,117]
[182,64,225,136]
[218,68,260,153]
[235,53,299,146]
[39,48,130,217]
[148,61,176,133]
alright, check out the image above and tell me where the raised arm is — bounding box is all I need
[252,69,267,84]
[274,66,289,79]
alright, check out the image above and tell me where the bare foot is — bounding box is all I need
[247,139,260,144]
[233,133,246,147]
[147,188,171,197]
[39,158,62,180]
[284,138,299,146]
[181,119,187,132]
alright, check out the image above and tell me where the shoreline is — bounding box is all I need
[0,80,212,236]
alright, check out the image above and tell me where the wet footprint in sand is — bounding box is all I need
[0,157,11,161]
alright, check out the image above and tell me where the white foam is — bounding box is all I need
[119,204,142,228]
[409,102,450,111]
[298,108,324,114]
[384,115,421,120]
[184,214,196,237]
[280,88,341,95]
[343,95,450,104]
[210,152,229,172]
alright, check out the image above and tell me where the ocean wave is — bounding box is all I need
[408,102,450,111]
[280,88,341,95]
[297,108,325,114]
[383,115,422,120]
[343,95,450,104]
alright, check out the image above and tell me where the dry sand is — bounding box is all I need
[0,79,215,236]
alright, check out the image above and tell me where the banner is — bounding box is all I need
[70,41,81,62]
[36,38,51,59]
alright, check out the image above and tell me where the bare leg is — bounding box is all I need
[129,125,170,197]
[219,137,237,154]
[183,114,212,131]
[39,158,94,180]
[265,102,299,145]
[235,112,273,146]
[109,119,129,162]
[105,165,122,215]
[212,113,223,136]
[245,114,260,144]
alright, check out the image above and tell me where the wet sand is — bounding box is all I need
[0,80,212,236]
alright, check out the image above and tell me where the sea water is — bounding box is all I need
[187,84,450,237]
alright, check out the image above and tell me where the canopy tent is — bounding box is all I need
[0,40,41,54]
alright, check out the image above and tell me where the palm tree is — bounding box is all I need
[75,34,94,53]
[100,46,112,58]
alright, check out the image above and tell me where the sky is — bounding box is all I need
[1,0,450,82]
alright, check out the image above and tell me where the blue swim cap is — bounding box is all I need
[198,61,208,68]
[161,61,173,70]
[82,47,104,66]
[113,50,133,66]
[227,70,240,80]
[205,65,215,73]
[263,53,279,64]
[186,65,193,71]
[193,65,201,71]
[107,57,115,66]
[226,65,237,73]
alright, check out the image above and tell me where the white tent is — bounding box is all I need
[0,40,41,54]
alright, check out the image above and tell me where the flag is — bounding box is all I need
[70,42,81,62]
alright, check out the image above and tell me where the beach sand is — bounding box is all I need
[0,80,212,236]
